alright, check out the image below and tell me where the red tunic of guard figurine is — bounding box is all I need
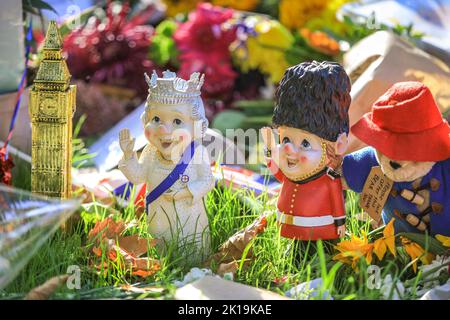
[267,159,346,240]
[261,61,352,241]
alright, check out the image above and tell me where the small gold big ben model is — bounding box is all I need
[29,21,76,198]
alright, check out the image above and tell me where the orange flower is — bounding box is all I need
[333,234,374,270]
[373,219,397,261]
[299,28,340,56]
[401,236,435,273]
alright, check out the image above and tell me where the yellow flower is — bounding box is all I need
[279,0,329,30]
[279,0,353,35]
[401,237,435,273]
[305,0,353,35]
[162,0,202,17]
[436,234,450,247]
[233,16,294,83]
[373,219,397,261]
[333,234,374,270]
[212,0,260,11]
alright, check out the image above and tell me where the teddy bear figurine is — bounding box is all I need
[261,61,351,241]
[118,70,215,255]
[342,81,450,236]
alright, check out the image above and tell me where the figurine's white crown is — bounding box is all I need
[145,70,204,104]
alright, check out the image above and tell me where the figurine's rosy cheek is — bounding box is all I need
[173,129,192,142]
[179,130,190,141]
[300,156,307,163]
[144,128,152,140]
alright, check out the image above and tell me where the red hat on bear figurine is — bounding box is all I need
[351,81,450,162]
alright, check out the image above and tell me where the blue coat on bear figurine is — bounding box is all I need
[342,82,450,236]
[343,147,450,236]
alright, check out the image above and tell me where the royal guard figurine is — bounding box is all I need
[343,81,450,236]
[261,61,351,241]
[118,70,215,254]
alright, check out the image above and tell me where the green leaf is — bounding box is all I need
[150,20,179,66]
[23,0,58,14]
[155,20,177,37]
[211,110,247,134]
[235,99,273,109]
[242,115,273,129]
[58,7,96,37]
[235,99,274,117]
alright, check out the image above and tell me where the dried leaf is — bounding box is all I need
[93,261,110,276]
[118,235,159,257]
[216,261,239,277]
[93,238,161,278]
[88,216,126,243]
[210,215,267,264]
[25,275,69,300]
[131,269,158,278]
[135,206,146,219]
[92,246,102,257]
[133,257,161,271]
[87,215,161,278]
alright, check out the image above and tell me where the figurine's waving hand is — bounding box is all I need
[261,127,277,153]
[119,128,135,160]
[118,128,149,185]
[261,127,279,160]
[261,127,284,182]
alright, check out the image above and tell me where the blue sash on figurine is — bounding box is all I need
[145,140,198,212]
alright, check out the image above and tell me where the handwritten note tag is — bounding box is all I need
[359,166,394,223]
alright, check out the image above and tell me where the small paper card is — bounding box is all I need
[359,166,393,223]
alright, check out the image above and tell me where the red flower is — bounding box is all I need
[0,147,14,185]
[273,275,288,285]
[33,30,45,46]
[178,51,236,97]
[174,3,237,97]
[63,2,160,98]
[174,3,235,53]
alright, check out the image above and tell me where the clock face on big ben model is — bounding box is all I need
[39,97,58,116]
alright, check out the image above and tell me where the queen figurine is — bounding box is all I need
[118,70,215,256]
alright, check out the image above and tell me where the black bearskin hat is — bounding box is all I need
[272,61,351,142]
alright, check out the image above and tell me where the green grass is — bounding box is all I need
[2,176,446,300]
[2,120,448,299]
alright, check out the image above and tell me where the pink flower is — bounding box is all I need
[174,3,237,97]
[174,3,235,54]
[273,275,288,285]
[0,147,14,185]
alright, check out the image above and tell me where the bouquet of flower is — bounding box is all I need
[63,2,160,98]
[333,218,450,299]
